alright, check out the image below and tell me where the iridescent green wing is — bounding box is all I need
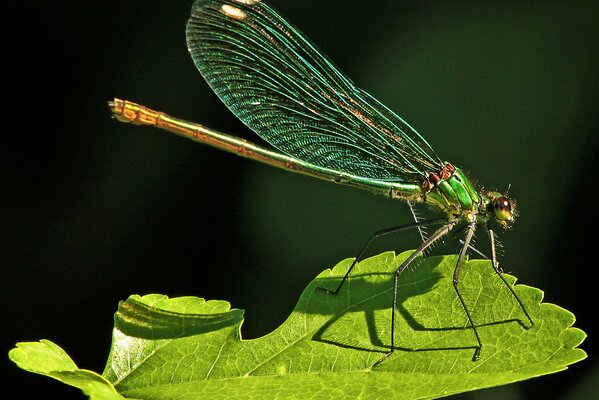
[186,0,443,181]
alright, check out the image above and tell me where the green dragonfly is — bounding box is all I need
[110,0,532,366]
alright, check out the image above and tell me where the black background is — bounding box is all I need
[4,1,598,398]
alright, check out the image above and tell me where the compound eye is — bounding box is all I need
[493,196,512,221]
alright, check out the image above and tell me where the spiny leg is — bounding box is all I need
[316,218,447,295]
[487,226,534,328]
[452,223,489,259]
[373,221,456,367]
[457,239,487,259]
[452,221,482,361]
[407,201,429,254]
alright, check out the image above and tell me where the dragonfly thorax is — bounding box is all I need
[422,164,516,228]
[422,165,479,218]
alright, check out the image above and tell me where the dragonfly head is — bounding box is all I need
[485,191,517,229]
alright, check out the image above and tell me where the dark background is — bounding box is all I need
[4,0,598,398]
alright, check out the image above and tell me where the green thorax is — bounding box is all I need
[425,167,480,218]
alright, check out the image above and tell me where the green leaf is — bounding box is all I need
[8,340,126,400]
[9,251,586,399]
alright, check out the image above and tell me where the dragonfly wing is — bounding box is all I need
[186,0,443,181]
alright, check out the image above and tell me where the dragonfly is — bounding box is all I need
[110,0,533,366]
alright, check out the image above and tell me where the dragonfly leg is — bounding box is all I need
[486,226,534,328]
[451,223,489,259]
[452,221,483,361]
[316,218,447,295]
[373,221,457,367]
[407,202,429,254]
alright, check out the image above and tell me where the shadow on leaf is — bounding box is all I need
[304,252,534,356]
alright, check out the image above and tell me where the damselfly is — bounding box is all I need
[110,0,532,366]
